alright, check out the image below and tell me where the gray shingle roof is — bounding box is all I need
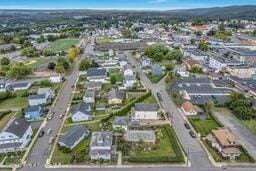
[28,94,46,100]
[134,103,159,112]
[113,117,129,126]
[7,82,30,89]
[108,88,125,100]
[90,132,113,147]
[59,125,90,148]
[0,142,23,150]
[4,118,30,138]
[87,68,106,77]
[71,101,92,116]
[24,105,42,113]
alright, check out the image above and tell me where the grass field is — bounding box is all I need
[109,70,124,82]
[46,38,79,53]
[188,117,219,137]
[0,91,28,110]
[147,74,165,84]
[26,57,58,68]
[143,94,157,103]
[96,37,116,43]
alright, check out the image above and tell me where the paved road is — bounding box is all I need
[213,109,256,158]
[21,36,95,171]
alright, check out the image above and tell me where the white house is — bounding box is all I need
[123,75,137,88]
[134,103,159,120]
[28,94,48,106]
[89,132,114,160]
[71,101,93,122]
[123,68,134,76]
[87,68,107,83]
[49,74,62,83]
[83,90,95,104]
[0,118,33,153]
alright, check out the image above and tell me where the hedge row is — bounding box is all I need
[101,92,152,123]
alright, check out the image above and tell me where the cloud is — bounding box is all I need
[148,0,168,4]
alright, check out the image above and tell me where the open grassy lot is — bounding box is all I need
[0,91,28,110]
[0,111,16,130]
[96,37,116,43]
[46,38,79,53]
[109,70,124,82]
[203,140,255,163]
[122,125,184,164]
[142,94,157,104]
[188,117,219,137]
[26,57,58,68]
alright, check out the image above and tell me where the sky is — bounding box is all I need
[0,0,256,10]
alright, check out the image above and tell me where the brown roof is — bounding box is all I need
[182,101,195,112]
[186,59,200,67]
[212,128,238,147]
[191,25,208,31]
[223,147,240,155]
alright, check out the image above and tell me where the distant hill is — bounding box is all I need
[164,5,256,20]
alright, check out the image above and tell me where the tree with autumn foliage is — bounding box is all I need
[68,47,80,62]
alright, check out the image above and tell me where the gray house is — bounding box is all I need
[58,125,90,149]
[89,132,114,160]
[87,68,107,83]
[113,117,129,130]
[83,90,95,104]
[28,94,48,106]
[107,88,126,104]
[71,101,93,122]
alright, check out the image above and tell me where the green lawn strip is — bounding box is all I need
[188,117,219,137]
[46,38,79,53]
[96,37,116,43]
[203,140,255,163]
[147,74,166,84]
[109,70,124,82]
[3,151,25,165]
[0,111,16,130]
[26,57,58,68]
[72,92,84,101]
[142,94,157,103]
[0,90,28,110]
[123,125,184,163]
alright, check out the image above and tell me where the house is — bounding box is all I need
[7,82,31,91]
[123,75,137,88]
[183,48,208,60]
[24,105,43,120]
[140,57,152,68]
[151,64,163,75]
[83,90,95,103]
[0,118,33,153]
[89,132,114,160]
[124,130,155,143]
[86,81,103,90]
[226,65,256,79]
[58,125,90,149]
[207,128,241,160]
[185,59,201,70]
[37,87,55,99]
[123,68,134,76]
[181,101,197,115]
[28,94,49,106]
[71,101,93,122]
[113,117,129,130]
[87,68,107,83]
[108,88,125,104]
[176,68,189,77]
[209,56,243,72]
[49,74,62,83]
[134,103,159,120]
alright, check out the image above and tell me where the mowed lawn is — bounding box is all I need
[0,91,28,110]
[188,117,219,137]
[0,111,17,129]
[26,57,58,68]
[46,38,79,53]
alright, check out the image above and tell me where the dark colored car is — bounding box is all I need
[189,131,196,138]
[38,130,45,138]
[184,123,190,129]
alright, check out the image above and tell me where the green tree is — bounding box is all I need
[79,59,90,71]
[0,57,10,66]
[110,75,117,84]
[6,62,32,79]
[198,42,209,52]
[21,46,39,58]
[55,63,65,73]
[57,57,70,70]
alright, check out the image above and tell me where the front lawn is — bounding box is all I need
[109,70,124,82]
[122,125,184,164]
[147,74,165,84]
[46,38,79,53]
[142,94,157,104]
[0,111,17,129]
[188,117,219,137]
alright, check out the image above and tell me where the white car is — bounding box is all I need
[46,129,53,136]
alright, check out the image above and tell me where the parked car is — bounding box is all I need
[184,123,190,129]
[46,129,53,136]
[38,130,44,138]
[59,114,63,119]
[49,137,55,144]
[189,131,196,138]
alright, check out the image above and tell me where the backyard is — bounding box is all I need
[122,125,184,164]
[0,111,17,129]
[26,57,58,68]
[46,38,79,53]
[0,90,28,110]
